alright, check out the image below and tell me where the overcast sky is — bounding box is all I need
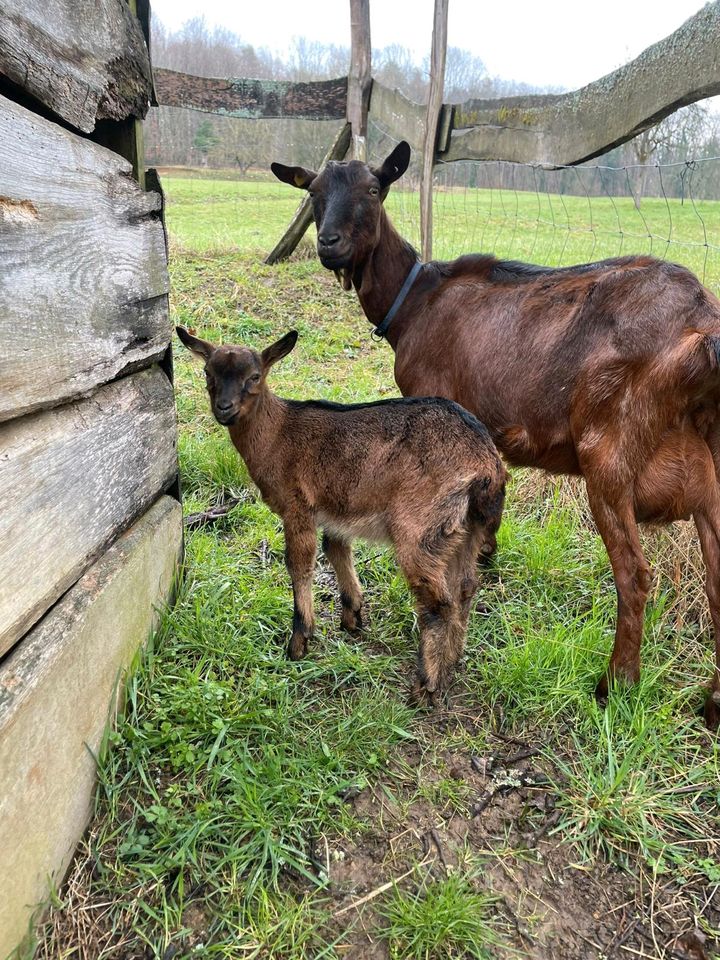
[151,0,709,91]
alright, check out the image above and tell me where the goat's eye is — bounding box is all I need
[249,373,261,383]
[369,186,379,197]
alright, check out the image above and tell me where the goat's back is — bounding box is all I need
[394,255,720,472]
[242,395,505,531]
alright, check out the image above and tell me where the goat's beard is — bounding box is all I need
[334,268,353,291]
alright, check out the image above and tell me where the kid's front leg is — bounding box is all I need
[284,520,317,660]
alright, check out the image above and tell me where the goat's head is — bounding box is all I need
[271,142,411,282]
[176,327,298,425]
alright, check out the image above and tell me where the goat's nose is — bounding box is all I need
[318,231,340,249]
[216,400,232,413]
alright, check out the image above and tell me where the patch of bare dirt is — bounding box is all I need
[318,720,719,960]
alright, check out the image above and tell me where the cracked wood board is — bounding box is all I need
[0,92,169,423]
[0,0,152,133]
[0,496,182,959]
[0,366,178,659]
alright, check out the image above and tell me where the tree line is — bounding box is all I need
[145,17,720,200]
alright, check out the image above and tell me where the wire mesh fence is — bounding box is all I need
[367,118,720,292]
[153,109,719,294]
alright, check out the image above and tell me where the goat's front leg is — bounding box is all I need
[586,485,651,699]
[322,532,364,634]
[284,519,317,660]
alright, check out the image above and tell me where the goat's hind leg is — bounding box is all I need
[322,532,364,635]
[396,542,458,706]
[694,509,720,730]
[447,534,481,669]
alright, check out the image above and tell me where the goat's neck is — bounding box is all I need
[352,208,419,336]
[228,390,285,481]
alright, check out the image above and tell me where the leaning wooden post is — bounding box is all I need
[265,122,352,264]
[347,0,371,160]
[420,0,449,261]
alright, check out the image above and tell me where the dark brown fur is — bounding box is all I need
[272,143,720,728]
[176,326,506,700]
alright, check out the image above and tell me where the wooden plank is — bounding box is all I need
[445,2,720,165]
[265,121,352,264]
[0,93,169,422]
[153,68,347,120]
[0,496,182,959]
[0,0,152,134]
[420,0,449,262]
[368,81,426,151]
[347,0,372,160]
[0,366,178,660]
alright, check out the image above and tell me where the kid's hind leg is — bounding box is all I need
[322,532,364,635]
[396,543,459,704]
[446,535,481,668]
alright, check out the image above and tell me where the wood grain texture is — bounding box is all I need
[446,2,720,165]
[369,81,426,151]
[154,68,347,120]
[420,0,448,261]
[0,366,178,659]
[0,496,182,959]
[0,0,152,133]
[347,0,371,160]
[0,93,170,423]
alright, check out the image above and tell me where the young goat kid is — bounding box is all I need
[177,326,506,700]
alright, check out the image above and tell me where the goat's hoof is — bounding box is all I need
[287,636,309,660]
[703,690,720,731]
[595,666,639,705]
[594,674,609,705]
[341,608,364,636]
[408,680,445,710]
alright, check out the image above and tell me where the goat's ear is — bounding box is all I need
[374,141,411,191]
[271,162,317,190]
[176,326,214,363]
[261,330,298,370]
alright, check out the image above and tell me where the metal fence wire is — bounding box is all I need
[368,118,720,292]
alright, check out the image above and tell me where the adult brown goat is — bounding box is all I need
[176,326,506,701]
[272,142,720,728]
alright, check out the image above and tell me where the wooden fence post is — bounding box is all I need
[420,0,449,262]
[265,122,352,264]
[347,0,371,160]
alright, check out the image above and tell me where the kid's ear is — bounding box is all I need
[372,141,411,192]
[261,330,298,370]
[270,162,317,190]
[176,326,214,363]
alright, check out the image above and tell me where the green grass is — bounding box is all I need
[30,174,720,959]
[379,873,504,960]
[162,169,720,294]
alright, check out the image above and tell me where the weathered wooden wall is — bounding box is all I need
[0,2,180,956]
[0,93,169,422]
[0,0,153,132]
[0,368,177,658]
[0,497,182,957]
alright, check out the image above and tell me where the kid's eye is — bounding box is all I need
[250,373,261,383]
[369,186,379,196]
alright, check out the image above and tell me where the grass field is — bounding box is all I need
[159,170,720,292]
[31,174,720,959]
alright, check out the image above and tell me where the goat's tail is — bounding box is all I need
[677,331,720,394]
[420,462,507,563]
[468,464,507,560]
